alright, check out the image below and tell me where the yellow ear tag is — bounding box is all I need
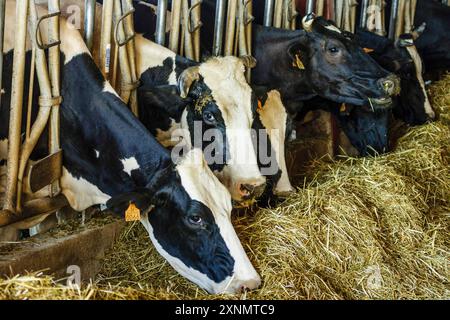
[363,47,374,54]
[125,203,141,222]
[293,54,305,70]
[340,103,347,112]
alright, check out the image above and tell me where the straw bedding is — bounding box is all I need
[1,74,449,300]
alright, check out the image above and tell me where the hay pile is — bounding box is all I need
[1,74,449,300]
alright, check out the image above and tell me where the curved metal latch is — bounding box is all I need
[188,1,203,34]
[115,8,136,47]
[243,0,254,26]
[35,11,61,50]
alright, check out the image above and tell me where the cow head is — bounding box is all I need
[253,15,400,110]
[107,149,260,294]
[177,56,267,204]
[355,24,435,125]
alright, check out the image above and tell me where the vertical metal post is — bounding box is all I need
[191,0,202,62]
[155,0,168,46]
[100,0,114,78]
[395,0,406,38]
[4,0,28,213]
[264,0,274,26]
[224,0,237,56]
[169,0,182,53]
[213,0,226,56]
[84,0,95,52]
[273,0,282,28]
[48,0,61,197]
[316,0,324,16]
[0,0,5,110]
[306,0,315,14]
[360,0,369,29]
[388,0,399,39]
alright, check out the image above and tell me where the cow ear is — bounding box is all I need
[106,188,153,217]
[288,42,307,70]
[178,66,200,99]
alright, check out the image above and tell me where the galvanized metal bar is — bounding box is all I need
[100,0,114,78]
[4,0,29,213]
[155,0,168,46]
[84,0,96,52]
[388,0,399,39]
[404,0,411,34]
[212,0,226,56]
[289,0,297,29]
[360,0,369,29]
[264,0,274,26]
[169,0,182,53]
[306,0,315,14]
[0,0,5,111]
[225,0,237,56]
[48,0,62,197]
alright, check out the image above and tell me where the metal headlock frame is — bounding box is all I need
[96,0,140,116]
[1,0,67,228]
[154,0,203,62]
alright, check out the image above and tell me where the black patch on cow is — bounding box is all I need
[139,57,175,86]
[149,196,235,283]
[137,84,189,136]
[185,81,229,172]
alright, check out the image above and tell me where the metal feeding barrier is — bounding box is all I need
[154,0,203,62]
[96,0,140,116]
[0,0,67,228]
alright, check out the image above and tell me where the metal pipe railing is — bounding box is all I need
[155,0,168,46]
[3,0,29,213]
[169,0,182,53]
[47,0,62,197]
[264,0,274,27]
[306,0,315,14]
[360,0,369,29]
[388,0,399,39]
[84,0,96,52]
[213,0,226,56]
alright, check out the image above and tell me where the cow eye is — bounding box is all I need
[328,47,339,54]
[203,111,216,125]
[188,215,202,225]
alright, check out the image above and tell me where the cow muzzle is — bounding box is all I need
[238,181,267,200]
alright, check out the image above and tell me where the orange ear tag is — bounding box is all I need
[363,47,374,54]
[257,99,263,112]
[125,203,141,222]
[340,103,347,113]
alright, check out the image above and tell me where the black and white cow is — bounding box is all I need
[59,0,293,204]
[1,0,260,294]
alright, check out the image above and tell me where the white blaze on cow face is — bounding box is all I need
[257,90,294,196]
[195,57,266,202]
[140,149,261,294]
